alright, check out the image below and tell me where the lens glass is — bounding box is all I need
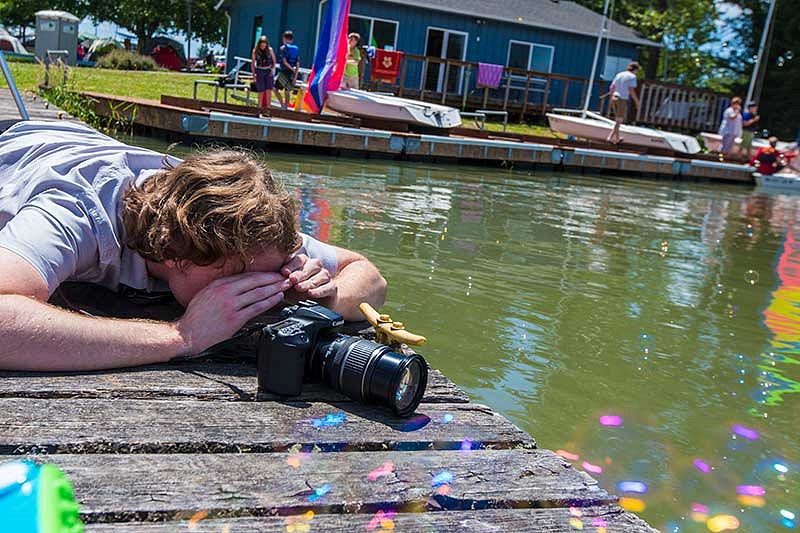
[395,362,422,413]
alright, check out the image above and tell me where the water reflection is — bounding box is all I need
[130,137,799,532]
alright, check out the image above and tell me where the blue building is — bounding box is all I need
[219,0,657,106]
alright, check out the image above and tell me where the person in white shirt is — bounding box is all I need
[0,121,387,372]
[718,96,743,156]
[606,61,641,145]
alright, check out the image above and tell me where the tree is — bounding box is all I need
[89,0,224,54]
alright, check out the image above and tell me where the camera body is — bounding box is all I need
[256,300,344,396]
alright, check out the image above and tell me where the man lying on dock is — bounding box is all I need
[0,121,386,372]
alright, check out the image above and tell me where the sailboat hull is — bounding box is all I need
[326,90,462,129]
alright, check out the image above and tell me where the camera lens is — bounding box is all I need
[312,336,428,417]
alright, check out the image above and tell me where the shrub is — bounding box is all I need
[96,49,157,71]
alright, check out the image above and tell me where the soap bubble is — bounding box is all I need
[744,269,759,285]
[722,41,729,49]
[762,129,770,138]
[752,54,759,62]
[777,56,786,67]
[786,51,794,60]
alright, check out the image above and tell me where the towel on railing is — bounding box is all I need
[477,62,504,89]
[372,49,403,83]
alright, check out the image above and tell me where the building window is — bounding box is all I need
[348,15,398,50]
[602,55,634,80]
[317,2,398,50]
[507,40,554,73]
[251,16,263,47]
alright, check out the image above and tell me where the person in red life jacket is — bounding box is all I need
[750,137,795,175]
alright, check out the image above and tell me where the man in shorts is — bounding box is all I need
[275,31,300,110]
[0,120,387,371]
[606,61,641,145]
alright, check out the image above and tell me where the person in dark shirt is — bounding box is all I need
[741,101,761,158]
[750,137,794,175]
[275,31,300,110]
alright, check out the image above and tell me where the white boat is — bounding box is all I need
[546,111,702,154]
[699,132,791,157]
[755,172,800,191]
[325,89,462,129]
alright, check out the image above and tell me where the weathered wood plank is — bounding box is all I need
[85,505,658,532]
[0,362,469,403]
[14,450,613,522]
[0,399,532,453]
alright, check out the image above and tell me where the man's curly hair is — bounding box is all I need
[121,150,301,267]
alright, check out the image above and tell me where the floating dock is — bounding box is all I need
[82,91,756,184]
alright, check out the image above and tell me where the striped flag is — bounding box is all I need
[303,0,351,113]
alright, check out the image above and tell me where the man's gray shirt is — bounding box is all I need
[0,121,337,295]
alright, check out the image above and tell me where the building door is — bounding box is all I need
[423,28,467,93]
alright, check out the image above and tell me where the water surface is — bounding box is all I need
[134,137,799,532]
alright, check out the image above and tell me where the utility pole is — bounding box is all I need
[746,0,777,105]
[187,0,193,63]
[582,0,611,116]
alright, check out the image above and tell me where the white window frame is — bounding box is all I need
[422,26,469,93]
[316,1,399,51]
[506,40,554,73]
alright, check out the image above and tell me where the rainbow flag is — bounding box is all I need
[303,0,351,113]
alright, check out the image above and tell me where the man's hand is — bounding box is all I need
[175,272,290,355]
[281,254,338,302]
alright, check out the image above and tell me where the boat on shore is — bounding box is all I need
[325,89,462,130]
[755,172,800,191]
[700,132,791,157]
[546,110,702,155]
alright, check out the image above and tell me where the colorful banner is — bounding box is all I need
[303,0,351,113]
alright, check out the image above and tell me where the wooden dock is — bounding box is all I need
[0,358,658,532]
[82,91,756,183]
[0,87,78,123]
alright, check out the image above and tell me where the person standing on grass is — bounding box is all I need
[741,101,761,158]
[606,61,641,145]
[340,33,361,90]
[275,31,300,110]
[719,96,743,156]
[251,35,277,109]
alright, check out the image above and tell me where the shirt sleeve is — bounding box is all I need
[297,233,339,276]
[0,191,99,295]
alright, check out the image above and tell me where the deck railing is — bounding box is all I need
[363,54,729,132]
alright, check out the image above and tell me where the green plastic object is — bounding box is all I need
[38,464,83,533]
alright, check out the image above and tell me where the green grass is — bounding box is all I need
[1,62,220,101]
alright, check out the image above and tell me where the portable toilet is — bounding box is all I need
[34,10,79,65]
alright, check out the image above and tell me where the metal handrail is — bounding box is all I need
[0,50,30,120]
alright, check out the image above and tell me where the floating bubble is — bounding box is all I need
[557,449,580,461]
[732,424,759,440]
[617,481,648,494]
[737,495,765,507]
[777,56,786,67]
[692,503,709,514]
[441,413,454,424]
[782,510,797,520]
[599,415,623,427]
[762,129,770,138]
[774,463,789,474]
[707,514,740,532]
[753,54,760,61]
[311,412,346,428]
[619,497,645,512]
[308,484,331,503]
[368,461,394,481]
[431,471,454,487]
[737,484,765,496]
[582,461,603,474]
[638,334,653,355]
[694,459,712,473]
[745,269,760,285]
[787,51,795,60]
[722,41,729,49]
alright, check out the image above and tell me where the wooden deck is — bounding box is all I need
[0,359,657,532]
[0,87,77,123]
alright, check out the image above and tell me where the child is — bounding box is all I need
[718,97,743,156]
[750,137,795,175]
[340,33,361,90]
[251,35,277,109]
[275,31,300,110]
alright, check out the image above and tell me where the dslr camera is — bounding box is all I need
[256,301,428,417]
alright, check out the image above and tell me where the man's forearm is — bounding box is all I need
[331,261,387,321]
[0,295,187,371]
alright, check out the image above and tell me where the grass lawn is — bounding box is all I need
[2,60,560,138]
[1,61,221,101]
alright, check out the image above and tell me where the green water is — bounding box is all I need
[134,138,799,532]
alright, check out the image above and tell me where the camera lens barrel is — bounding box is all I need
[313,336,428,417]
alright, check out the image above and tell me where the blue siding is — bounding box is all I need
[226,0,643,107]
